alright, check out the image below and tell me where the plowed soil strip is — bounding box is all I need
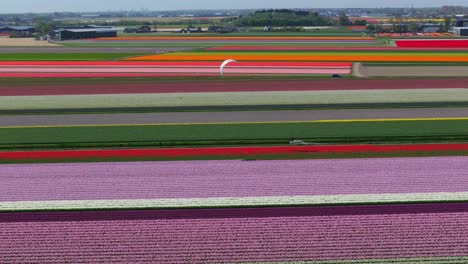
[1,108,467,127]
[2,204,468,263]
[2,79,467,96]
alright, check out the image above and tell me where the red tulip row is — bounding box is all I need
[395,39,468,48]
[1,143,467,161]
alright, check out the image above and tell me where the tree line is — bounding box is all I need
[231,9,338,27]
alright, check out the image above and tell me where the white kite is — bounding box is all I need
[220,59,239,76]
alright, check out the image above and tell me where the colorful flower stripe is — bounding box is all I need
[125,54,468,62]
[1,144,467,160]
[0,61,353,77]
[1,157,467,202]
[2,204,468,263]
[395,39,468,48]
[0,61,352,67]
[207,46,468,51]
[239,257,468,264]
[0,73,218,78]
[346,25,367,30]
[0,66,352,76]
[2,79,466,96]
[96,36,376,41]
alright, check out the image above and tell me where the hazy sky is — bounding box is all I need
[3,0,467,13]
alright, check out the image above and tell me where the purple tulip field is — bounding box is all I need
[1,157,468,203]
[2,204,468,263]
[1,156,468,262]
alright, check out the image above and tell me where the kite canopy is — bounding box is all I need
[220,59,239,76]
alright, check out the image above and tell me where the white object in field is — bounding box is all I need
[289,139,316,145]
[220,59,239,76]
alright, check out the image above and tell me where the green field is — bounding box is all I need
[1,120,467,149]
[61,42,384,48]
[118,30,365,37]
[0,53,145,61]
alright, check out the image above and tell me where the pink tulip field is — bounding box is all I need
[2,204,468,263]
[2,157,468,263]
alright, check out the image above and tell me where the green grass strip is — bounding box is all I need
[0,119,467,148]
[61,42,383,48]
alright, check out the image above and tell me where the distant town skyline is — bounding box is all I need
[2,0,468,13]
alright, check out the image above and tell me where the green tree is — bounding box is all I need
[366,24,376,32]
[444,17,452,32]
[354,19,367,26]
[338,12,351,26]
[408,22,419,32]
[389,18,397,32]
[34,19,55,36]
[233,9,334,27]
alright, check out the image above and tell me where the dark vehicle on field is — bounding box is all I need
[124,26,153,33]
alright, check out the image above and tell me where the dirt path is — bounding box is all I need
[365,66,468,77]
[0,37,59,47]
[1,108,467,126]
[0,47,194,53]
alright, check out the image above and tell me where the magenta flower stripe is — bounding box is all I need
[2,204,468,263]
[1,157,467,202]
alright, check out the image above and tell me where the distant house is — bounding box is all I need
[456,15,468,27]
[453,15,468,36]
[0,26,35,37]
[50,28,117,41]
[453,27,468,36]
[419,24,441,33]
